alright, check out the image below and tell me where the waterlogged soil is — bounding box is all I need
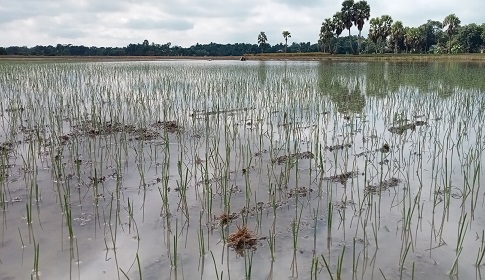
[0,60,484,280]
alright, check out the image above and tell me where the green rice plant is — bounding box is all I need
[475,230,485,266]
[210,251,223,280]
[336,245,345,280]
[32,242,40,278]
[450,213,468,275]
[320,254,335,280]
[64,194,74,239]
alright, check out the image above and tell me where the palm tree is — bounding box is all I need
[390,21,404,53]
[320,19,334,53]
[332,12,345,53]
[352,0,370,54]
[442,14,461,53]
[282,31,291,53]
[404,27,422,53]
[341,0,355,53]
[258,32,268,53]
[380,15,393,43]
[368,17,381,52]
[368,15,392,53]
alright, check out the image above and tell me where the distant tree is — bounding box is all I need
[482,24,485,52]
[320,18,334,53]
[282,31,291,53]
[456,23,483,53]
[418,20,443,53]
[340,0,355,53]
[258,32,268,53]
[404,27,423,53]
[389,21,404,53]
[0,47,6,55]
[352,0,371,54]
[332,12,345,53]
[368,15,393,53]
[443,14,461,53]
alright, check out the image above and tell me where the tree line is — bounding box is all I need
[0,2,484,57]
[319,0,485,54]
[0,39,318,57]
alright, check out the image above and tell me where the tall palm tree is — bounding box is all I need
[352,0,370,54]
[404,27,422,53]
[368,15,392,53]
[282,31,291,53]
[258,32,268,53]
[368,17,381,52]
[380,15,393,42]
[332,12,345,53]
[390,21,404,53]
[442,14,461,53]
[341,0,355,53]
[320,18,334,53]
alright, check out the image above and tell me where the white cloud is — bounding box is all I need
[0,0,483,47]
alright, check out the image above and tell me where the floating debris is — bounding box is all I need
[227,225,265,256]
[380,143,390,153]
[191,107,253,117]
[5,106,25,112]
[325,143,352,152]
[365,177,401,194]
[151,120,181,133]
[216,212,238,225]
[254,149,268,157]
[323,171,359,184]
[388,121,427,135]
[288,187,313,198]
[74,121,136,136]
[133,128,160,140]
[334,199,355,210]
[195,177,220,187]
[0,141,16,153]
[272,151,314,165]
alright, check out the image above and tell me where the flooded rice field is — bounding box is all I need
[0,59,485,279]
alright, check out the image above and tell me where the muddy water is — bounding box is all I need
[0,60,484,279]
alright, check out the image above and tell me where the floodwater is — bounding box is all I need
[0,59,484,279]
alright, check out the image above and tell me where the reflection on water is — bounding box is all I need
[0,60,484,279]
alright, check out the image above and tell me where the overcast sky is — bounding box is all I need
[0,0,483,48]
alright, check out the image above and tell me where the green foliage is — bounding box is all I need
[369,15,393,53]
[258,32,268,53]
[320,18,335,53]
[443,14,461,53]
[456,23,483,53]
[353,0,371,53]
[341,0,356,53]
[282,31,291,53]
[390,21,405,53]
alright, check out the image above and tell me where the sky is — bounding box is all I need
[0,0,483,48]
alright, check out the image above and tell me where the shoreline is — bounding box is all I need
[0,53,484,62]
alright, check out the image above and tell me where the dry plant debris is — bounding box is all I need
[227,225,265,256]
[323,171,359,184]
[272,151,314,165]
[365,177,401,194]
[151,120,181,133]
[388,121,427,135]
